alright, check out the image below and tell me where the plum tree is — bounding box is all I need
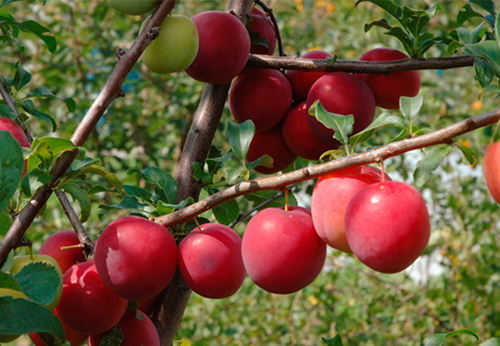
[94,215,178,301]
[241,206,326,294]
[345,181,431,274]
[185,11,251,84]
[178,223,246,299]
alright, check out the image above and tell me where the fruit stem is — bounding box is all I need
[60,244,84,251]
[284,187,289,212]
[193,217,203,232]
[378,161,386,182]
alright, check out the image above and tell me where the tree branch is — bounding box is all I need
[246,54,475,73]
[155,108,500,228]
[0,0,178,266]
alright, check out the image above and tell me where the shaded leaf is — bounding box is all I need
[350,112,406,148]
[0,104,17,119]
[244,190,297,211]
[456,144,476,165]
[27,137,77,171]
[21,168,51,197]
[414,145,453,187]
[0,272,21,290]
[0,250,13,272]
[464,40,500,78]
[420,329,478,346]
[59,181,91,222]
[13,62,31,91]
[212,198,240,226]
[0,131,24,212]
[355,0,401,20]
[322,335,344,346]
[14,262,61,307]
[21,20,56,53]
[474,57,494,87]
[129,167,177,204]
[26,86,76,112]
[227,120,255,161]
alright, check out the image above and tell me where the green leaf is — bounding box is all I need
[309,100,354,146]
[355,0,402,20]
[385,26,415,56]
[455,144,476,165]
[0,131,24,212]
[227,120,255,161]
[457,4,495,30]
[26,86,76,112]
[248,29,271,50]
[13,62,31,92]
[71,165,124,194]
[464,40,500,78]
[14,262,61,307]
[420,328,478,346]
[123,185,152,201]
[0,297,64,342]
[27,137,77,171]
[0,272,21,290]
[414,145,453,188]
[322,335,344,346]
[364,19,392,32]
[470,0,497,16]
[99,196,149,213]
[456,23,485,44]
[129,167,177,204]
[246,154,273,171]
[244,190,297,211]
[212,198,240,226]
[21,168,51,197]
[59,181,91,222]
[401,6,431,38]
[0,250,13,272]
[400,94,424,121]
[474,57,494,87]
[350,112,406,148]
[19,100,57,131]
[0,104,17,119]
[20,20,56,53]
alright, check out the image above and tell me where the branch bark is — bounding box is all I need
[155,108,500,228]
[0,0,178,265]
[246,54,475,73]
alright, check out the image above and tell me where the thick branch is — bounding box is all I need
[0,0,178,265]
[246,54,475,73]
[155,108,500,228]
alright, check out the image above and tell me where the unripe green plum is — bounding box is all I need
[141,15,199,74]
[107,0,159,16]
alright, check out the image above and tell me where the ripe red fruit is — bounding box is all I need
[178,223,246,299]
[483,139,500,204]
[306,72,376,145]
[229,68,292,132]
[281,101,337,160]
[246,124,297,174]
[29,309,88,346]
[94,215,177,301]
[248,7,276,55]
[242,206,326,294]
[138,293,161,316]
[88,310,160,346]
[287,49,334,102]
[345,181,430,274]
[38,230,87,274]
[311,166,391,253]
[55,262,128,335]
[355,47,421,110]
[185,11,250,84]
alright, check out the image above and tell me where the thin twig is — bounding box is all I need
[154,108,500,228]
[254,0,286,56]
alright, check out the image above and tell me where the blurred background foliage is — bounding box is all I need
[1,0,499,345]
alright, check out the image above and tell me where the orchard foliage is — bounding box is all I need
[0,0,500,345]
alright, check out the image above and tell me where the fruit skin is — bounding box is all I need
[55,261,128,335]
[106,0,159,15]
[345,181,430,274]
[242,206,326,294]
[306,72,376,145]
[178,223,246,299]
[248,7,276,55]
[185,11,251,84]
[141,15,199,74]
[88,310,160,346]
[0,117,30,175]
[281,101,337,160]
[29,309,88,346]
[355,47,421,110]
[229,68,292,132]
[94,215,177,301]
[38,230,87,274]
[483,140,500,204]
[311,166,391,253]
[287,50,334,102]
[246,123,297,174]
[10,254,63,310]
